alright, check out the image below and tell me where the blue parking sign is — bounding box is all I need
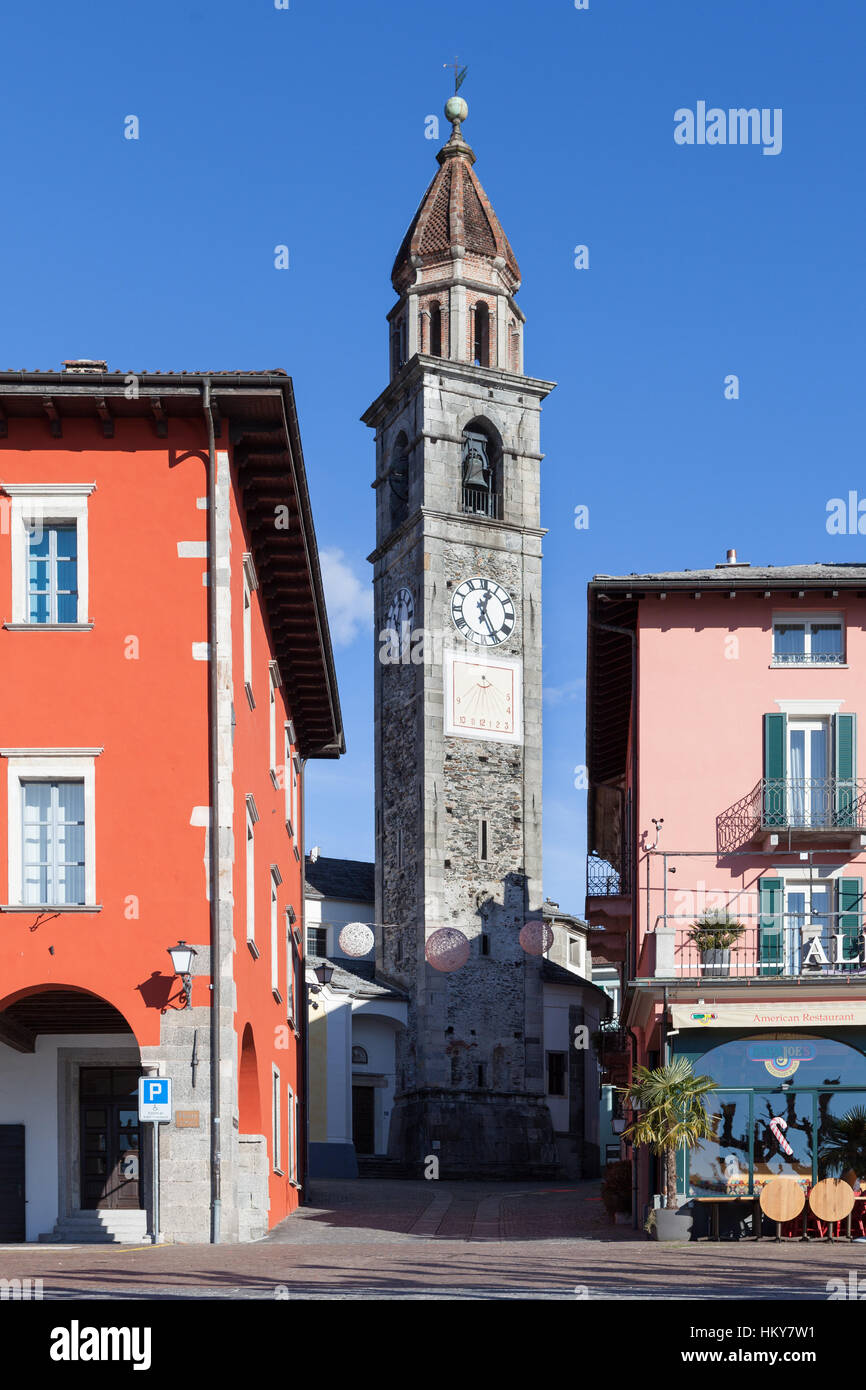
[138,1076,172,1122]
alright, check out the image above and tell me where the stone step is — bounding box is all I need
[357,1157,416,1180]
[39,1210,149,1244]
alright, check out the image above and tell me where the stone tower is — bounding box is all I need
[362,96,558,1177]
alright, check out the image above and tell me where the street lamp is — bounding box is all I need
[167,940,197,1009]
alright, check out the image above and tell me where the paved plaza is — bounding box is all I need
[0,1180,863,1300]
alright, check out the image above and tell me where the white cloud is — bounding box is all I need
[543,676,585,707]
[319,548,373,647]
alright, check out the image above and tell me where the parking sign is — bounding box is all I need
[138,1076,172,1122]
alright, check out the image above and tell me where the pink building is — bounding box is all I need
[586,554,866,1227]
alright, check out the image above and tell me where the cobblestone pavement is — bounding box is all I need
[0,1180,863,1299]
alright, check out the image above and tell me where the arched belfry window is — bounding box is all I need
[461,420,502,520]
[388,432,410,531]
[352,1045,368,1065]
[473,301,490,367]
[429,301,442,357]
[390,315,407,378]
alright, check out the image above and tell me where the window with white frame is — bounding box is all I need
[242,554,257,707]
[286,915,298,1024]
[4,751,98,907]
[4,484,95,627]
[287,1086,297,1183]
[268,663,280,780]
[773,614,844,666]
[245,794,259,951]
[291,756,299,851]
[272,1066,282,1173]
[270,866,281,997]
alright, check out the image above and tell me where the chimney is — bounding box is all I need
[62,359,108,374]
[715,548,749,569]
[309,846,321,863]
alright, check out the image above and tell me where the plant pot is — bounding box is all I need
[654,1208,693,1242]
[701,948,730,978]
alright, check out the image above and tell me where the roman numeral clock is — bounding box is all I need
[446,578,522,743]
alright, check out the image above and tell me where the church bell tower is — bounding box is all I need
[362,94,558,1177]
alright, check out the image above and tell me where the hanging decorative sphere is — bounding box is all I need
[519,920,554,957]
[425,927,470,973]
[338,922,375,958]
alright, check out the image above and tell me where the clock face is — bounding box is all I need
[444,652,523,744]
[385,586,414,656]
[450,577,515,646]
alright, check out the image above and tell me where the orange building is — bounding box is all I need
[0,364,343,1243]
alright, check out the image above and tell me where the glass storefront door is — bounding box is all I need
[751,1090,813,1191]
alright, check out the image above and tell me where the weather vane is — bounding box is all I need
[444,56,468,95]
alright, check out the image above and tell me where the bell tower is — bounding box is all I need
[363,95,558,1177]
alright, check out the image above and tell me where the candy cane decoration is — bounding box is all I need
[769,1115,794,1156]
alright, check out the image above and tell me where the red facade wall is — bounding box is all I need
[0,416,304,1227]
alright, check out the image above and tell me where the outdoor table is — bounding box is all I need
[808,1179,855,1241]
[695,1194,761,1241]
[759,1177,806,1242]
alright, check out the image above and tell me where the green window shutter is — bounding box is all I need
[834,713,857,827]
[837,877,862,969]
[759,876,784,976]
[763,713,787,827]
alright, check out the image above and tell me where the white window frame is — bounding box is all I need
[772,611,845,666]
[270,865,282,998]
[242,554,258,709]
[245,794,259,954]
[287,1085,297,1183]
[268,661,281,782]
[291,756,300,854]
[272,1066,282,1174]
[4,484,95,627]
[286,911,297,1024]
[3,750,100,908]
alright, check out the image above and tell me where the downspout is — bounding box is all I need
[203,379,222,1244]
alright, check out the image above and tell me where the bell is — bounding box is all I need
[462,446,489,489]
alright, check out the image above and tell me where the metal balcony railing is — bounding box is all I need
[717,777,866,853]
[656,911,866,980]
[587,855,630,897]
[772,652,845,666]
[461,486,500,520]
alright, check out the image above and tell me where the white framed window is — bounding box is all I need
[567,935,586,973]
[270,866,282,998]
[268,662,281,781]
[245,794,259,953]
[306,923,328,957]
[4,484,95,627]
[242,554,258,708]
[287,1086,297,1183]
[291,756,299,852]
[286,913,298,1024]
[772,613,844,666]
[3,750,99,907]
[272,1066,282,1173]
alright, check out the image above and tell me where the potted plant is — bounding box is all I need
[621,1058,717,1241]
[687,910,745,978]
[600,1159,632,1225]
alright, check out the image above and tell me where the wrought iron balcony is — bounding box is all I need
[772,652,845,666]
[717,777,866,853]
[461,486,500,520]
[587,854,630,897]
[654,912,866,981]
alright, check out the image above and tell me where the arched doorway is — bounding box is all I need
[239,1024,262,1134]
[0,986,143,1241]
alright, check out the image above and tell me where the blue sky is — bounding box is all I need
[2,0,865,911]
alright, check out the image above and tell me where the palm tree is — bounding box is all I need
[818,1106,866,1179]
[621,1058,717,1209]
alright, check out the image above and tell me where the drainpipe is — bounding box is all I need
[203,379,222,1244]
